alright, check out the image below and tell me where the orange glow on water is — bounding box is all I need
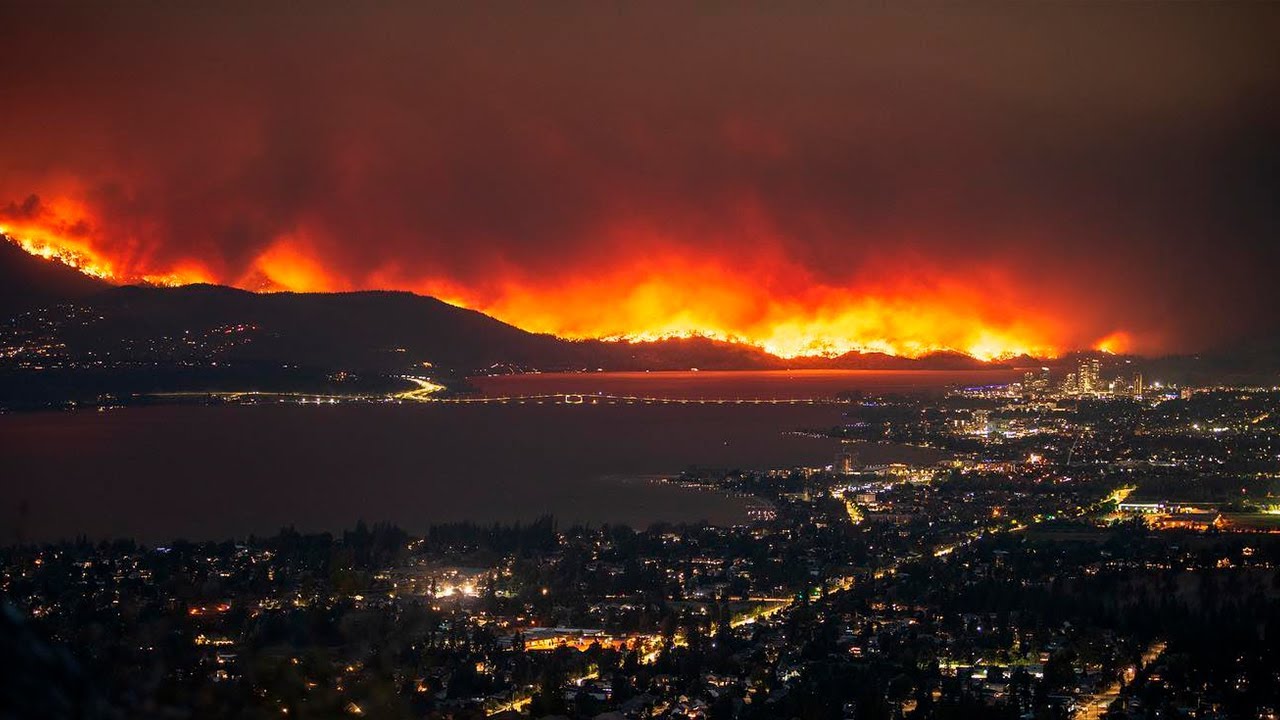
[2,202,1130,360]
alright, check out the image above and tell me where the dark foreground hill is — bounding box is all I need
[0,234,111,314]
[0,244,1019,407]
[5,277,1000,376]
[76,283,585,372]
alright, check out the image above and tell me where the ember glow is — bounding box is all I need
[0,197,216,288]
[465,257,1068,360]
[4,217,1076,360]
[1,198,117,281]
[2,4,1277,359]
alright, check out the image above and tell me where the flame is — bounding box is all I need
[8,231,117,281]
[1094,331,1132,355]
[446,254,1067,360]
[4,229,213,288]
[240,236,339,293]
[1,196,216,288]
[2,198,1121,360]
[1,197,119,280]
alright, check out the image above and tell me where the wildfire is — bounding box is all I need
[2,204,1127,361]
[1,195,216,288]
[4,228,117,281]
[1094,331,1133,355]
[460,259,1069,360]
[4,229,215,288]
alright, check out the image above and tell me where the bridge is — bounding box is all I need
[148,387,849,407]
[415,393,849,406]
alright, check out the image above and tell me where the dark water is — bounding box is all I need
[0,371,1000,543]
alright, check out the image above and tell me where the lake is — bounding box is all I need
[0,370,1012,543]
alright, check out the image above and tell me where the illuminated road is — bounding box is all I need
[1073,640,1167,720]
[728,598,793,628]
[394,376,447,401]
[411,393,848,406]
[750,480,1134,660]
[486,668,599,716]
[150,390,371,402]
[150,383,849,407]
[473,465,1131,714]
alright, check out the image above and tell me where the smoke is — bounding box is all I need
[1,3,1277,356]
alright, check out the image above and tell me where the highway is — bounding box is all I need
[1073,640,1167,720]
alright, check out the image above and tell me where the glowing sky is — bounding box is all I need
[2,3,1277,358]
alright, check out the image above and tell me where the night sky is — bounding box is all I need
[2,3,1277,358]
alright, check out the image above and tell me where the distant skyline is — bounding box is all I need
[2,3,1278,359]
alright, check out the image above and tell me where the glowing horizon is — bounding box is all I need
[2,219,1130,362]
[1,5,1275,364]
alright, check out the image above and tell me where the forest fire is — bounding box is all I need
[3,217,1080,360]
[2,3,1276,364]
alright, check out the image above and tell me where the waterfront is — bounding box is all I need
[0,401,929,544]
[5,373,1276,718]
[0,370,984,542]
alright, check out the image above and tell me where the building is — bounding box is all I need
[1077,357,1101,393]
[1021,367,1052,395]
[835,450,857,475]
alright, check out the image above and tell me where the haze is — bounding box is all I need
[2,3,1277,358]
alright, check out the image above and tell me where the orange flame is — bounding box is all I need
[459,261,1065,361]
[1,197,119,281]
[2,196,217,287]
[239,235,338,293]
[3,197,1135,360]
[1094,331,1132,355]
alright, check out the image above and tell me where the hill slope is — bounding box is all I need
[73,283,577,372]
[0,234,111,313]
[53,283,1007,374]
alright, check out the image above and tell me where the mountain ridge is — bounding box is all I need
[0,233,113,313]
[0,234,1032,370]
[8,247,1275,408]
[51,282,1008,373]
[21,240,1245,412]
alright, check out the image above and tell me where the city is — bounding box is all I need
[2,3,1279,719]
[5,359,1278,718]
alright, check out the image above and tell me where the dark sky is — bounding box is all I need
[1,2,1277,357]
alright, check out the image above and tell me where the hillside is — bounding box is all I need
[0,234,111,313]
[37,283,1012,374]
[0,242,1041,407]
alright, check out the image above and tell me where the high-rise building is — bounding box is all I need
[835,450,856,475]
[1024,367,1051,394]
[1077,357,1101,393]
[1133,372,1143,399]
